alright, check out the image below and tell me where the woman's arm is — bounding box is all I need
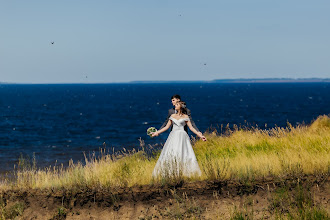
[152,120,172,137]
[187,120,207,141]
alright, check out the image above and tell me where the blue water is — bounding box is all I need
[1,83,329,171]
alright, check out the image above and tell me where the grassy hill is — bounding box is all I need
[0,115,329,219]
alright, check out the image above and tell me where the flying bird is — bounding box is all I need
[51,42,54,45]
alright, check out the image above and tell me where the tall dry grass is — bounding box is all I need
[195,115,330,182]
[1,115,329,190]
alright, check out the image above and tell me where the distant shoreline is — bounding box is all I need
[1,78,330,84]
[132,78,330,84]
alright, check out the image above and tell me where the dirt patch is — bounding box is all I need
[1,175,329,219]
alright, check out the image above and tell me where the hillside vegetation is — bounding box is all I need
[1,115,329,191]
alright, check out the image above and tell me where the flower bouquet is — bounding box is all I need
[147,127,157,137]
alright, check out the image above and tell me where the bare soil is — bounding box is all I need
[1,175,329,219]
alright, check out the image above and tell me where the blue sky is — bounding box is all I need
[0,0,329,83]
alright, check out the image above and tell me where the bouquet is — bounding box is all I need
[147,127,157,137]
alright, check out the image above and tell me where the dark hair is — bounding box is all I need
[178,101,187,114]
[171,94,181,100]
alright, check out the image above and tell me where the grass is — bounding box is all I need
[51,206,67,220]
[228,183,329,220]
[0,198,25,220]
[155,190,204,219]
[0,115,329,191]
[268,183,329,220]
[230,206,254,220]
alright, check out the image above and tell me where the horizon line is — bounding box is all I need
[1,77,330,85]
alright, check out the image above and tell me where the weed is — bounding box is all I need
[162,190,204,219]
[230,206,254,220]
[51,206,67,220]
[269,182,329,219]
[0,201,25,220]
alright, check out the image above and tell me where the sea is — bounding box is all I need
[1,83,330,172]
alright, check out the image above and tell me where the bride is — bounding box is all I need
[151,101,206,178]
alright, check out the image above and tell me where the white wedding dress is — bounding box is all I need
[152,116,202,178]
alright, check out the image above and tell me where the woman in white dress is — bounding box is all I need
[151,101,206,178]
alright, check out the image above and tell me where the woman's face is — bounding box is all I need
[175,103,181,111]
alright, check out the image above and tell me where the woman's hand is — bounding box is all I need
[198,132,207,141]
[151,132,159,137]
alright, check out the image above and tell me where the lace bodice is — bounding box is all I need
[170,116,190,131]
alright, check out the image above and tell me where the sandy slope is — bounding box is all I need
[1,175,329,219]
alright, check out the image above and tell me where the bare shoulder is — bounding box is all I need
[182,114,189,119]
[170,114,176,117]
